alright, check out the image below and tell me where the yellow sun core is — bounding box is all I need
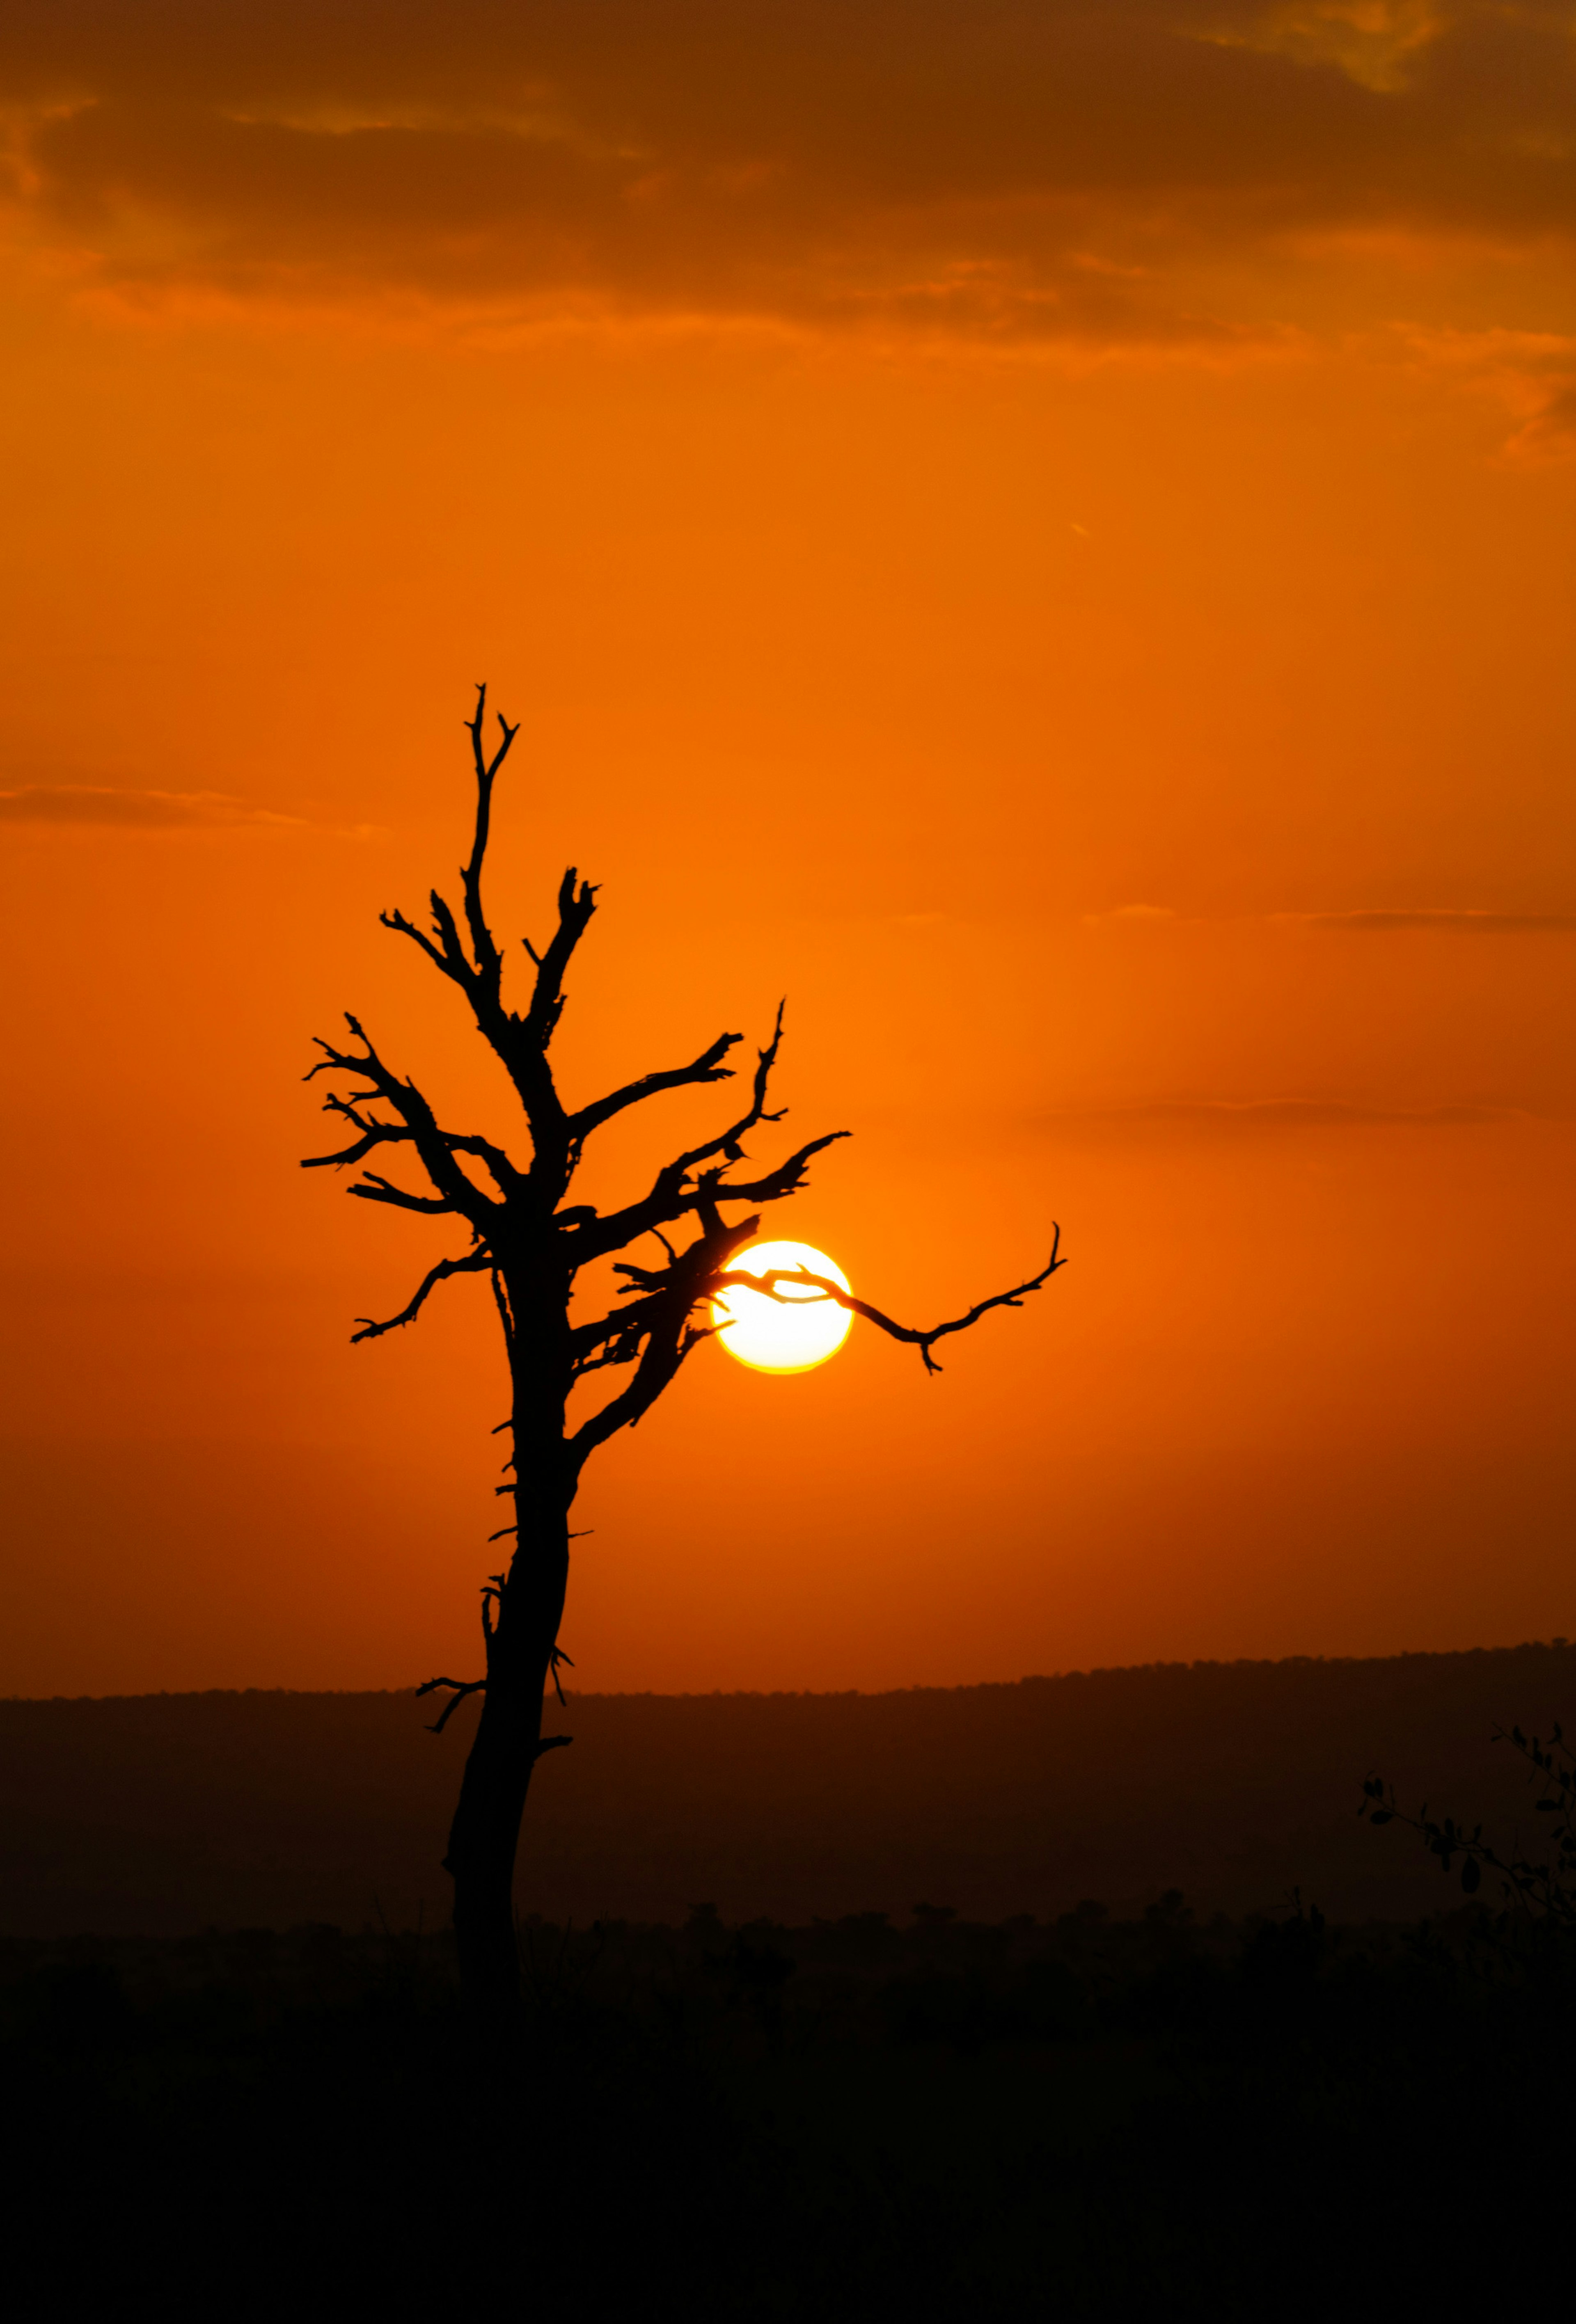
[711,1240,853,1374]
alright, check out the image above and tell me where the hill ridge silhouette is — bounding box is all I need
[16,1637,1571,1706]
[5,1641,1572,1935]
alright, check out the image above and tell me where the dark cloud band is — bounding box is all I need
[3,2,1573,337]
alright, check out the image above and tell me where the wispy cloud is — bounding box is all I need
[1394,327,1576,466]
[1298,909,1576,935]
[1192,0,1446,95]
[1089,905,1576,934]
[0,785,357,832]
[1039,1096,1536,1134]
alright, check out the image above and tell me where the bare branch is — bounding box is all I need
[375,689,518,1003]
[300,1103,410,1172]
[561,998,843,1264]
[573,1128,850,1264]
[302,1100,525,1199]
[672,1000,788,1174]
[572,1341,643,1380]
[548,1643,574,1707]
[700,1132,851,1210]
[569,1030,741,1142]
[522,865,598,1054]
[347,1176,460,1216]
[426,887,471,984]
[352,1246,494,1342]
[568,1275,674,1377]
[564,1002,790,1251]
[416,1674,487,1735]
[462,683,520,990]
[567,1215,761,1471]
[573,1210,1056,1397]
[714,1225,1066,1375]
[446,1134,527,1198]
[378,904,458,982]
[365,691,584,1175]
[302,1015,503,1231]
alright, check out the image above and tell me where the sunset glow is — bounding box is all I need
[1,3,1574,1700]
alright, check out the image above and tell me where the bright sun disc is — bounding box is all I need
[711,1240,853,1374]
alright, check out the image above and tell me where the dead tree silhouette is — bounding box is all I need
[304,689,1064,2014]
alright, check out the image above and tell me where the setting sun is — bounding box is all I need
[711,1242,854,1374]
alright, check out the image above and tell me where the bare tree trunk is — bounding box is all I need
[444,1674,542,2014]
[444,1476,570,2015]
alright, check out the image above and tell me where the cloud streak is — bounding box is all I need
[0,785,336,830]
[1090,906,1576,934]
[1040,1096,1538,1134]
[1302,908,1576,934]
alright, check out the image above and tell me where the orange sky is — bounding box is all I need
[2,2,1575,1697]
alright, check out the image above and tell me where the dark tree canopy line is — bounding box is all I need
[304,690,1063,2015]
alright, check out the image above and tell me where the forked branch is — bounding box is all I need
[462,684,519,990]
[570,1029,742,1143]
[567,1212,763,1470]
[378,685,519,1000]
[349,1175,461,1215]
[522,867,599,1056]
[303,1016,504,1231]
[353,1245,495,1342]
[303,1091,525,1199]
[673,1001,790,1174]
[417,1674,488,1735]
[371,689,593,1149]
[712,1224,1065,1374]
[570,1006,844,1263]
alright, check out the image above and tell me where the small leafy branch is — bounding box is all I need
[1359,1722,1576,1925]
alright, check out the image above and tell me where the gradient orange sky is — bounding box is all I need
[3,2,1574,1698]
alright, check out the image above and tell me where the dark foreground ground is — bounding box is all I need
[6,1895,1571,2320]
